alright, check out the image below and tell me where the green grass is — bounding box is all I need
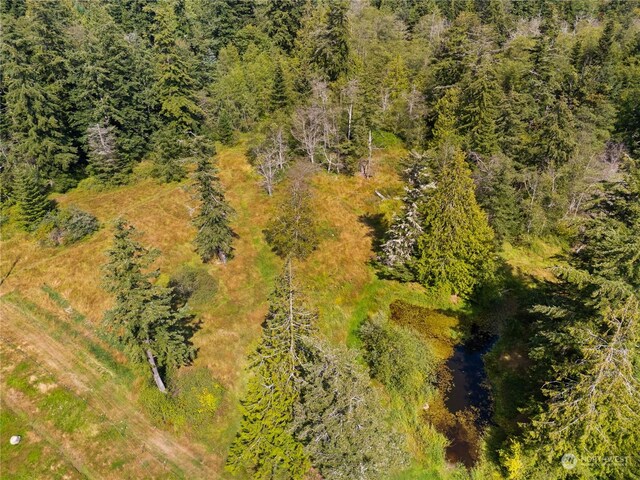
[5,361,38,397]
[38,388,88,433]
[0,401,83,480]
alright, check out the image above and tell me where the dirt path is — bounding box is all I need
[0,301,221,479]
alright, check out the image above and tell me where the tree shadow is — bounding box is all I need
[358,213,387,252]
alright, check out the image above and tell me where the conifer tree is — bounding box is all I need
[412,149,496,296]
[378,155,434,280]
[293,338,409,480]
[192,143,235,263]
[227,260,315,479]
[517,271,640,479]
[71,4,152,175]
[151,0,204,182]
[430,87,462,150]
[264,0,305,53]
[3,0,78,190]
[86,122,130,186]
[191,0,255,58]
[271,62,289,112]
[315,0,349,82]
[217,108,234,145]
[475,157,524,242]
[104,0,158,41]
[265,165,319,259]
[14,165,52,230]
[102,219,195,392]
[461,59,500,157]
[574,157,640,289]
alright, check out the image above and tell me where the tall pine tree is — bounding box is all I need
[226,260,315,479]
[293,338,409,479]
[265,165,319,259]
[314,0,349,82]
[102,219,195,392]
[192,141,235,263]
[14,165,53,230]
[412,149,495,296]
[3,0,78,190]
[71,4,153,179]
[151,0,204,182]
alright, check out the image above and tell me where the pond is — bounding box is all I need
[443,330,496,467]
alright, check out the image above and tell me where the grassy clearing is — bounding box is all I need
[0,137,564,478]
[0,399,84,480]
[0,340,186,479]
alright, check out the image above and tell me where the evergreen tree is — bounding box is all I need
[293,338,409,480]
[517,270,640,479]
[151,0,204,182]
[192,143,235,263]
[461,58,500,157]
[574,157,640,289]
[315,0,350,82]
[264,0,305,53]
[271,62,289,112]
[71,4,153,174]
[227,261,315,479]
[3,0,78,190]
[265,166,319,259]
[475,157,524,242]
[431,12,479,87]
[430,87,462,150]
[1,0,26,17]
[104,0,158,41]
[217,108,234,145]
[191,0,255,58]
[412,149,496,296]
[151,126,189,182]
[102,219,195,392]
[14,165,53,230]
[378,154,434,280]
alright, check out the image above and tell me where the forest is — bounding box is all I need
[0,0,639,479]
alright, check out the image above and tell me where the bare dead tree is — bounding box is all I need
[87,121,117,167]
[252,125,291,195]
[292,106,323,164]
[273,126,288,170]
[564,142,624,218]
[255,145,279,196]
[360,129,375,178]
[341,79,359,141]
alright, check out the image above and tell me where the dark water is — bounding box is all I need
[444,332,496,467]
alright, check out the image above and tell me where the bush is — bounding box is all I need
[171,367,223,427]
[168,265,218,307]
[140,367,224,433]
[37,206,100,246]
[360,314,438,402]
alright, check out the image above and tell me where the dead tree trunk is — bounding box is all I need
[145,345,167,393]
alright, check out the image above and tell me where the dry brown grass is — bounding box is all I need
[0,140,466,478]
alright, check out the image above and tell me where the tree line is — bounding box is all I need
[2,0,639,478]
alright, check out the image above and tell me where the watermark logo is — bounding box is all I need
[561,453,578,470]
[561,452,630,470]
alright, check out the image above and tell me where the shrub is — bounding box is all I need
[360,314,438,402]
[168,265,218,307]
[140,367,224,432]
[38,206,100,246]
[171,367,223,427]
